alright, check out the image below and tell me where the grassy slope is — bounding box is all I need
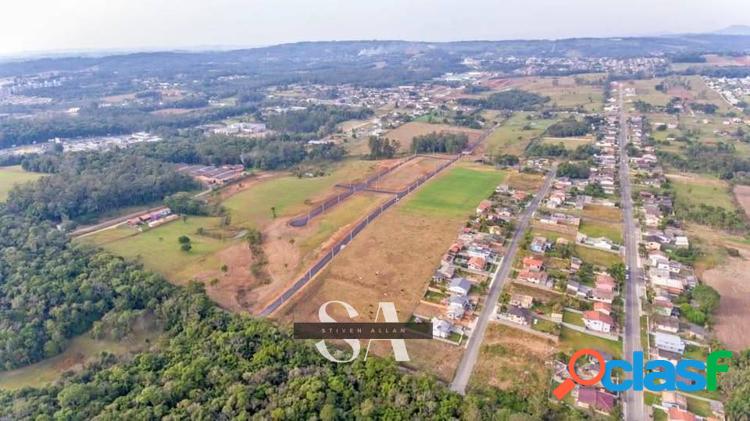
[485,112,557,156]
[0,166,44,201]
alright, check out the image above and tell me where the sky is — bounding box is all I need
[0,0,748,56]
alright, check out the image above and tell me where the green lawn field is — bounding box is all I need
[222,159,378,227]
[485,112,558,155]
[579,219,624,243]
[399,165,507,218]
[558,326,622,359]
[80,216,230,280]
[0,165,45,201]
[574,245,622,268]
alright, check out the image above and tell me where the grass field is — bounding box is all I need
[667,174,735,211]
[80,216,230,281]
[0,165,44,201]
[574,245,622,268]
[514,75,604,112]
[485,112,557,155]
[562,310,584,327]
[400,164,507,218]
[539,136,594,150]
[558,326,622,359]
[582,205,622,221]
[579,219,623,243]
[222,160,379,226]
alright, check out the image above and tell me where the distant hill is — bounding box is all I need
[713,25,750,36]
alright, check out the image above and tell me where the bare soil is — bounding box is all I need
[702,254,750,351]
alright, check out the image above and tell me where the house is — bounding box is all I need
[592,288,615,304]
[662,391,688,410]
[434,263,455,281]
[476,200,492,215]
[594,302,612,316]
[432,318,453,339]
[448,278,472,296]
[518,269,549,286]
[583,311,614,333]
[667,408,697,421]
[499,305,532,326]
[570,257,582,272]
[653,295,675,316]
[654,332,686,355]
[674,236,690,248]
[530,236,550,253]
[595,274,616,291]
[467,256,487,271]
[447,296,470,320]
[653,315,680,334]
[522,256,544,271]
[510,293,534,309]
[576,387,617,414]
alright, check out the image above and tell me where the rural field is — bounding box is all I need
[667,173,736,211]
[0,165,44,201]
[539,136,593,150]
[485,112,557,156]
[514,75,605,112]
[384,121,483,152]
[275,162,508,380]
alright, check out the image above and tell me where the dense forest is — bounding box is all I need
[265,105,373,136]
[460,89,549,111]
[411,132,469,154]
[9,153,198,222]
[545,116,599,137]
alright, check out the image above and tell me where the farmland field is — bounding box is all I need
[400,164,507,218]
[485,112,557,155]
[0,165,45,201]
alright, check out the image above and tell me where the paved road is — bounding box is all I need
[617,85,647,421]
[449,164,557,394]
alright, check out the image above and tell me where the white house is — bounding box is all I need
[583,311,614,333]
[432,318,452,339]
[448,278,472,296]
[654,332,686,355]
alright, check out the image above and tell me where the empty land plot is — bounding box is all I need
[702,253,750,351]
[515,75,605,112]
[540,136,594,150]
[400,164,507,218]
[274,164,508,379]
[582,204,623,222]
[468,324,555,396]
[574,245,622,268]
[734,185,750,218]
[384,121,483,152]
[667,173,736,211]
[369,156,447,192]
[80,216,232,282]
[579,219,623,243]
[222,159,382,226]
[485,112,557,155]
[0,165,44,201]
[506,170,545,191]
[559,326,622,359]
[625,79,672,107]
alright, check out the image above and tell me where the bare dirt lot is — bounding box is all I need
[702,254,750,351]
[733,185,750,219]
[369,156,448,192]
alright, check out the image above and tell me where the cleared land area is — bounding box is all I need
[506,171,545,191]
[574,245,622,268]
[485,112,557,155]
[468,324,555,398]
[384,121,483,152]
[539,136,594,150]
[625,79,672,106]
[579,219,623,243]
[275,163,507,380]
[667,173,736,211]
[0,165,44,201]
[368,156,448,192]
[734,185,750,218]
[702,253,750,351]
[514,75,605,112]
